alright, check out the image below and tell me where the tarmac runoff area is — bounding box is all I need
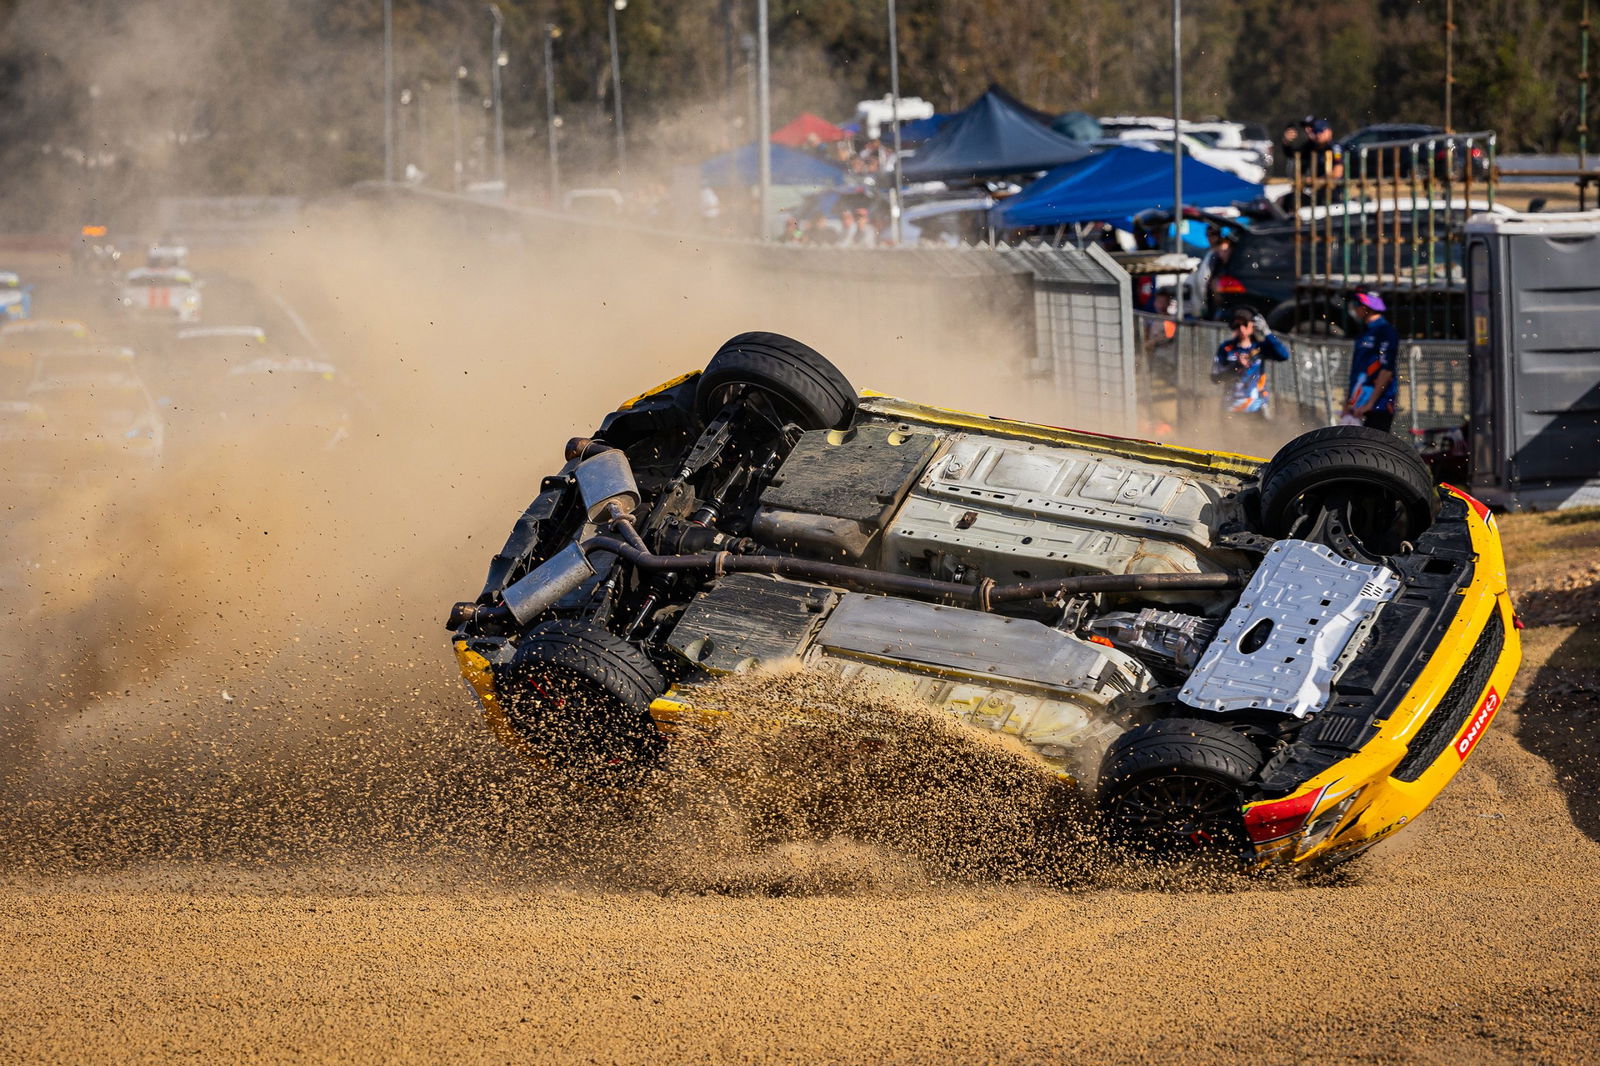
[1,217,1599,1065]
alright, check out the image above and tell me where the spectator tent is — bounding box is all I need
[900,85,1090,181]
[991,146,1262,228]
[771,112,851,147]
[701,143,846,187]
[896,113,951,144]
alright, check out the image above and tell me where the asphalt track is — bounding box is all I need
[1,209,1597,1064]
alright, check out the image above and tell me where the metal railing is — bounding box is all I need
[1287,131,1497,339]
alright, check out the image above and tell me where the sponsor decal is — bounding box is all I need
[1455,687,1500,760]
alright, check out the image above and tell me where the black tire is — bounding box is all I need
[1259,425,1438,543]
[1097,717,1263,855]
[695,331,856,430]
[501,619,667,784]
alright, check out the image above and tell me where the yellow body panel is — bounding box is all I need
[1241,489,1521,866]
[454,639,551,765]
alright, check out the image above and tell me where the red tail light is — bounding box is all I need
[1242,786,1328,844]
[1440,483,1491,522]
[1212,274,1247,294]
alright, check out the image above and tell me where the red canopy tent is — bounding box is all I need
[771,112,851,147]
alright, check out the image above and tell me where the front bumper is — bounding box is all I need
[1244,488,1521,869]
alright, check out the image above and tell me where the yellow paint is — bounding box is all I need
[858,395,1264,476]
[617,371,700,411]
[1245,487,1522,868]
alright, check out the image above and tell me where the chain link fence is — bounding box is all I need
[1135,311,1468,445]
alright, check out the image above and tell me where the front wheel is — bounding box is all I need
[1097,718,1263,855]
[499,620,667,785]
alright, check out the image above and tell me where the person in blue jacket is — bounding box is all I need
[1211,307,1290,419]
[1345,290,1400,432]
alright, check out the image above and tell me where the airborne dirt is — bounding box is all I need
[2,207,1599,1064]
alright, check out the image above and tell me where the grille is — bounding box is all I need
[1391,611,1506,782]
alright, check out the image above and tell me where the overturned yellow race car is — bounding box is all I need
[447,332,1520,870]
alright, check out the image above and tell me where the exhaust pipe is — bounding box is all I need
[500,542,597,624]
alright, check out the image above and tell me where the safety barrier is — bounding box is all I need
[1135,312,1468,442]
[1285,131,1497,340]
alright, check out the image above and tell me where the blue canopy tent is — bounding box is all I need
[701,143,846,187]
[900,85,1090,181]
[896,112,951,144]
[991,146,1261,229]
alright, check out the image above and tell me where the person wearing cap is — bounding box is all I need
[1345,290,1401,432]
[1281,116,1343,182]
[1210,307,1290,418]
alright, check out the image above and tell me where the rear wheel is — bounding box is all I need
[501,619,667,785]
[695,332,857,431]
[1097,718,1262,855]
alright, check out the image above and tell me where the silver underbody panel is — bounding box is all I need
[811,592,1154,759]
[815,593,1151,698]
[882,434,1241,587]
[1180,540,1400,718]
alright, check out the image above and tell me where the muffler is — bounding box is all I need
[574,448,640,519]
[500,542,597,624]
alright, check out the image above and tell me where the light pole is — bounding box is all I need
[1171,0,1183,256]
[607,0,627,183]
[544,23,562,204]
[453,64,467,192]
[887,0,904,244]
[756,0,771,240]
[383,0,395,182]
[399,86,412,179]
[1444,0,1455,133]
[487,3,506,188]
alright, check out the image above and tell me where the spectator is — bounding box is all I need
[854,207,877,248]
[1345,290,1400,432]
[699,186,721,228]
[1211,307,1290,419]
[838,207,859,246]
[1281,116,1343,183]
[1197,229,1235,319]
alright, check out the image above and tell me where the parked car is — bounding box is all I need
[1336,124,1491,181]
[1112,128,1267,184]
[447,332,1521,872]
[901,195,996,245]
[1101,115,1271,173]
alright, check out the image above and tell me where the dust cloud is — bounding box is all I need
[3,203,1600,1063]
[0,196,1095,892]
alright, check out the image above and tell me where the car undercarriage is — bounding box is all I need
[448,332,1520,869]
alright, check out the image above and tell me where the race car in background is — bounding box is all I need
[447,333,1520,872]
[146,242,189,270]
[0,271,32,322]
[118,267,202,323]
